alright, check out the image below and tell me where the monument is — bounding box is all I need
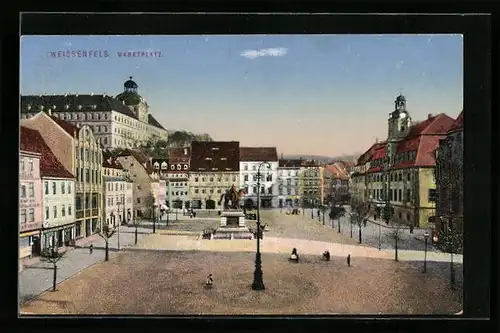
[212,185,253,240]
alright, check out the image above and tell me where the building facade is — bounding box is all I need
[436,111,464,233]
[299,160,321,207]
[189,141,240,210]
[19,149,43,261]
[166,147,191,209]
[20,77,168,150]
[352,94,456,227]
[103,154,134,227]
[277,159,303,208]
[323,163,350,204]
[116,149,155,218]
[239,147,279,208]
[21,112,104,239]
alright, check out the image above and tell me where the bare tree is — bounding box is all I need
[349,197,369,244]
[96,225,117,261]
[39,246,67,292]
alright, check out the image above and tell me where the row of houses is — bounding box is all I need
[19,111,166,265]
[350,94,463,230]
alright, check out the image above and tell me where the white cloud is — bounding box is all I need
[240,47,288,60]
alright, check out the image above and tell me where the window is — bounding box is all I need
[183,165,188,170]
[28,160,33,172]
[53,206,57,218]
[68,205,72,216]
[61,182,65,194]
[194,189,199,194]
[398,189,402,202]
[67,182,71,194]
[20,160,25,171]
[45,206,49,219]
[177,164,181,170]
[20,209,27,223]
[398,212,402,219]
[28,208,35,222]
[137,198,141,204]
[209,177,214,182]
[406,213,410,221]
[62,205,66,217]
[45,181,49,194]
[244,164,248,171]
[27,183,34,197]
[76,222,82,237]
[86,169,90,182]
[20,185,26,198]
[428,189,437,202]
[52,182,56,194]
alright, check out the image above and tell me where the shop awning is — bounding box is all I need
[20,230,40,238]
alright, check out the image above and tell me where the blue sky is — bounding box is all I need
[20,35,463,156]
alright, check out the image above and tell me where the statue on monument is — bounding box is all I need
[218,184,246,210]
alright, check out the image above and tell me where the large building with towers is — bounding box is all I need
[20,77,168,150]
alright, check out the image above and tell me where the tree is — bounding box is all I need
[389,224,404,261]
[438,225,463,290]
[144,193,156,220]
[329,192,345,233]
[350,197,369,244]
[96,225,117,261]
[40,246,67,292]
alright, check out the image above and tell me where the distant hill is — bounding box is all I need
[282,153,361,164]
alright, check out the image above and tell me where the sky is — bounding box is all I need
[20,34,463,157]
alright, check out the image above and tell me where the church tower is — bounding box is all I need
[386,94,412,163]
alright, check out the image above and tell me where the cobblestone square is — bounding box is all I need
[21,250,462,315]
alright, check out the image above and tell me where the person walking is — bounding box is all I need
[89,244,93,255]
[347,254,351,267]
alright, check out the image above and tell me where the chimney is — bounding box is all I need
[428,113,432,119]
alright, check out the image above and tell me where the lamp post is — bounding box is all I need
[423,231,430,273]
[152,203,157,234]
[311,199,314,219]
[252,161,270,291]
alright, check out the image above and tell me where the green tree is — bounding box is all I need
[96,225,117,261]
[40,246,67,292]
[438,225,463,290]
[389,224,403,261]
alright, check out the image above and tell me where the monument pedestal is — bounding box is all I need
[214,210,253,240]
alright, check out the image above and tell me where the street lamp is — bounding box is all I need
[423,231,430,273]
[311,199,314,219]
[152,202,158,234]
[252,161,270,291]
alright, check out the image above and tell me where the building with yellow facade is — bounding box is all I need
[351,94,457,227]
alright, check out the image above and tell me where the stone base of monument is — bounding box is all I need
[213,210,254,240]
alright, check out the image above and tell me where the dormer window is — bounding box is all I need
[183,165,188,170]
[65,104,69,110]
[78,105,82,110]
[154,162,160,169]
[177,164,181,170]
[27,105,31,110]
[171,165,175,170]
[205,157,212,160]
[221,157,227,160]
[40,105,44,111]
[92,105,97,110]
[53,105,56,110]
[212,147,219,150]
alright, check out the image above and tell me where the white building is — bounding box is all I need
[103,154,134,227]
[20,77,168,150]
[277,159,303,208]
[239,147,279,208]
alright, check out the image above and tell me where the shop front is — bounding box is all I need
[19,230,41,259]
[42,224,76,249]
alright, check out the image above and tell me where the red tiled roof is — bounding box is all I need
[278,159,304,168]
[356,114,455,172]
[168,147,190,164]
[366,166,383,173]
[448,111,464,133]
[190,141,239,172]
[20,126,74,178]
[240,147,278,162]
[324,164,349,180]
[50,116,79,138]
